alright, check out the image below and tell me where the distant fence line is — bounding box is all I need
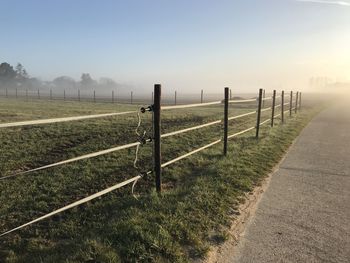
[0,88,260,105]
[0,85,301,237]
[1,88,148,104]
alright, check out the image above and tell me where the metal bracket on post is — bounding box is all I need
[153,84,162,193]
[256,88,263,139]
[223,87,229,156]
[271,90,276,127]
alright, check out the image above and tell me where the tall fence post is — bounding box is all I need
[262,89,266,107]
[299,92,302,110]
[281,90,285,123]
[153,84,162,193]
[271,90,276,127]
[256,88,263,139]
[295,91,299,114]
[15,88,18,99]
[201,89,203,103]
[78,89,80,102]
[5,88,8,98]
[93,90,96,103]
[223,87,229,156]
[174,91,177,105]
[131,91,133,104]
[289,91,293,117]
[112,90,114,103]
[37,89,40,99]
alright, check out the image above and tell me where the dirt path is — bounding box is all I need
[216,103,350,262]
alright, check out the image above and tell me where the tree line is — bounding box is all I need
[0,62,123,91]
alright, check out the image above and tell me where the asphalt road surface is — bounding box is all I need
[231,103,350,263]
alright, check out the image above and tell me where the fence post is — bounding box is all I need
[16,88,18,99]
[37,89,40,99]
[262,89,266,107]
[5,88,8,98]
[93,90,96,103]
[26,89,28,101]
[281,90,285,123]
[201,89,203,103]
[299,92,302,110]
[131,91,133,104]
[229,89,232,100]
[271,90,276,127]
[223,87,229,156]
[153,84,162,193]
[64,90,66,101]
[112,90,114,103]
[175,91,177,105]
[289,91,293,117]
[256,88,263,139]
[78,89,80,101]
[50,89,52,100]
[295,92,298,114]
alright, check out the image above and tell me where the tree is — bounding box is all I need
[0,63,17,87]
[80,73,96,89]
[53,76,76,90]
[15,63,29,86]
[15,63,28,78]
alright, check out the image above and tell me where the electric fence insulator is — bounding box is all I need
[140,105,153,113]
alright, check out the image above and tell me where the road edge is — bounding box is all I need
[199,121,309,263]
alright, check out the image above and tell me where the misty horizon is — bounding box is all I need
[1,0,350,93]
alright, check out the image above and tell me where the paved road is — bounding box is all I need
[231,103,350,263]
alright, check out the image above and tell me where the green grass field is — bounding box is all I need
[0,97,324,262]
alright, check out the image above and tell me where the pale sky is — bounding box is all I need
[1,0,349,92]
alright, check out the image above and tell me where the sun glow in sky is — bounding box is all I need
[1,0,349,92]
